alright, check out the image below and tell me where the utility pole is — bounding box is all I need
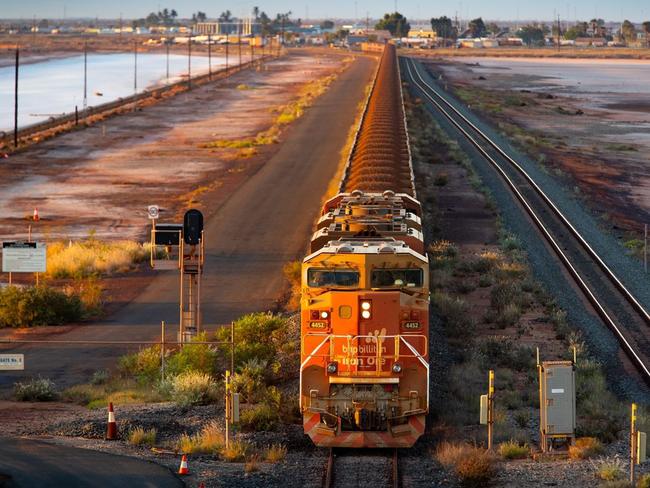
[644,224,648,273]
[557,15,562,52]
[133,40,137,111]
[208,33,212,80]
[187,35,192,88]
[165,41,170,83]
[119,12,123,38]
[83,40,88,110]
[13,45,19,149]
[225,34,229,71]
[238,21,242,66]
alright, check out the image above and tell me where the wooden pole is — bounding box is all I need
[160,320,166,380]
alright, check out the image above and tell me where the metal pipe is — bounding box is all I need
[13,46,19,148]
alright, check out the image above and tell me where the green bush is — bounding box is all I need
[0,286,83,327]
[14,377,58,401]
[231,358,269,403]
[432,291,474,339]
[638,474,650,488]
[216,312,293,369]
[476,336,535,372]
[118,345,162,384]
[575,359,624,442]
[166,332,218,377]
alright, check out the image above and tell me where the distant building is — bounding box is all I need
[575,37,606,47]
[407,28,435,39]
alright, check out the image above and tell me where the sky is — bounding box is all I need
[1,0,648,23]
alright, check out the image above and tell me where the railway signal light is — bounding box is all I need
[183,209,203,245]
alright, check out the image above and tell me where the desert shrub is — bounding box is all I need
[0,285,83,327]
[217,312,290,367]
[472,251,499,273]
[435,443,497,487]
[576,359,624,442]
[594,457,625,481]
[178,421,223,454]
[128,427,157,446]
[494,303,522,328]
[231,358,268,403]
[91,369,110,385]
[118,345,161,384]
[475,336,535,372]
[221,439,252,462]
[170,371,218,407]
[498,440,529,459]
[513,410,529,428]
[46,240,147,279]
[432,291,474,339]
[494,261,527,281]
[434,172,449,186]
[240,403,281,432]
[265,444,287,463]
[166,332,218,377]
[14,377,58,401]
[490,283,524,312]
[500,234,522,252]
[568,437,604,460]
[429,241,458,269]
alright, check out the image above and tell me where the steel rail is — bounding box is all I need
[403,57,650,383]
[323,448,399,488]
[406,57,650,326]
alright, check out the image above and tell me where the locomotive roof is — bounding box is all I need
[303,238,428,263]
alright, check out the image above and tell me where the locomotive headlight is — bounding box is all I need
[360,300,372,319]
[320,310,329,319]
[392,362,403,374]
[327,361,338,374]
[361,301,371,311]
[361,310,371,319]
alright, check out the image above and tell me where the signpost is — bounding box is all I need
[147,205,160,220]
[0,354,24,370]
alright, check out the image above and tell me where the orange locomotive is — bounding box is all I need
[300,190,429,448]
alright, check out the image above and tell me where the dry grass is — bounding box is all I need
[128,427,157,447]
[593,457,625,481]
[497,440,529,459]
[436,442,497,487]
[220,439,252,462]
[170,371,219,407]
[244,454,260,473]
[569,437,604,460]
[46,240,147,279]
[264,444,288,463]
[177,421,224,454]
[283,261,302,311]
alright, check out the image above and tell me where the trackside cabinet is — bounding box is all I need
[539,360,576,452]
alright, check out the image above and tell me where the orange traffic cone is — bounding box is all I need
[106,402,117,440]
[178,454,190,475]
[32,208,39,222]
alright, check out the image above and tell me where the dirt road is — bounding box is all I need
[0,54,376,390]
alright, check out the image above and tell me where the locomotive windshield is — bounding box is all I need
[371,268,423,288]
[308,268,359,287]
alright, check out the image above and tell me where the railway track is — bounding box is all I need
[403,56,650,386]
[324,448,399,488]
[340,44,415,196]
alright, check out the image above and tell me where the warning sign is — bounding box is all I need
[0,354,24,371]
[2,242,46,273]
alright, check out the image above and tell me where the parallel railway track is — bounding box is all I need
[403,56,650,386]
[324,448,399,488]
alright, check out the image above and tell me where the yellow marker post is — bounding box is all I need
[488,370,495,450]
[631,403,637,484]
[225,370,231,450]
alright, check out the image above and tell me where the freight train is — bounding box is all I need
[299,190,429,448]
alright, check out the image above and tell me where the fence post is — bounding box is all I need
[160,320,166,380]
[230,320,235,374]
[631,403,637,484]
[225,370,231,450]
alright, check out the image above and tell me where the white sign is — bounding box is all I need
[551,388,565,394]
[147,205,160,220]
[2,242,46,273]
[0,354,24,370]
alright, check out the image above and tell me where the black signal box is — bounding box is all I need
[184,209,204,245]
[154,224,183,246]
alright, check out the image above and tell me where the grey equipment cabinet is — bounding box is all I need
[539,360,576,452]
